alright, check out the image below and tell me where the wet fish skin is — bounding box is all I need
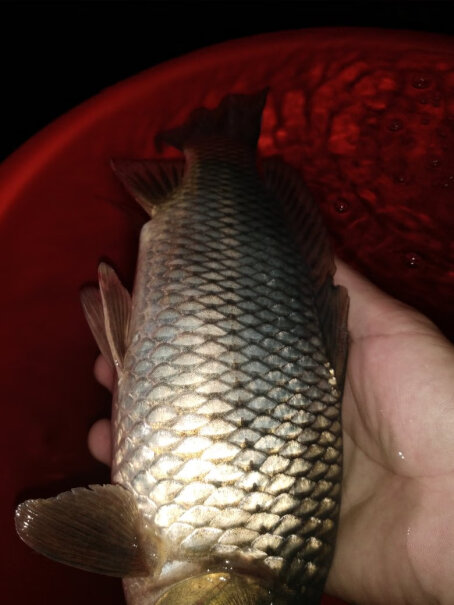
[14,91,348,605]
[113,102,346,603]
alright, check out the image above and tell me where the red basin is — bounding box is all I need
[2,28,453,605]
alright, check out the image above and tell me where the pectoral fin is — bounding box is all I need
[15,484,159,577]
[156,572,289,605]
[80,286,114,367]
[98,263,131,370]
[80,264,131,371]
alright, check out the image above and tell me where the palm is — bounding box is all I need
[326,262,454,604]
[89,261,454,605]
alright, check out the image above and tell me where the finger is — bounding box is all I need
[87,418,112,466]
[333,258,436,340]
[94,355,115,392]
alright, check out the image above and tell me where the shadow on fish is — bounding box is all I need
[15,90,349,604]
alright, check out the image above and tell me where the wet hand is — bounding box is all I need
[87,356,113,466]
[88,262,454,605]
[326,261,454,605]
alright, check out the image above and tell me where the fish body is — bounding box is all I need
[15,92,348,605]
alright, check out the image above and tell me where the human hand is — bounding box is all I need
[88,261,454,605]
[325,261,454,605]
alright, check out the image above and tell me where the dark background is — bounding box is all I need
[1,0,453,163]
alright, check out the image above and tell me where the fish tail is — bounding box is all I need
[155,89,269,152]
[112,90,268,215]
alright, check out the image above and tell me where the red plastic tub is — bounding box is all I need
[2,28,453,604]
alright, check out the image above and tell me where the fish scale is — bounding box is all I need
[112,140,342,602]
[15,92,347,605]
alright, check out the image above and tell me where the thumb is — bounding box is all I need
[334,259,442,341]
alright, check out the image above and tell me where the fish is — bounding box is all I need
[15,90,349,604]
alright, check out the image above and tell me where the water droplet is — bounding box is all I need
[398,450,406,460]
[429,157,442,168]
[404,252,421,268]
[388,119,403,132]
[412,75,431,89]
[334,198,350,214]
[393,174,408,185]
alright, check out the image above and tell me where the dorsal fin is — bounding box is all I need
[155,89,268,152]
[262,157,349,389]
[112,159,185,216]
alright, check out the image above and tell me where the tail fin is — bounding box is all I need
[155,89,269,151]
